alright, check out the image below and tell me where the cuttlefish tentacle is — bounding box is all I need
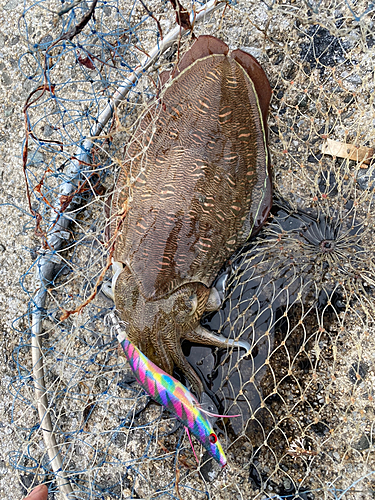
[168,323,250,395]
[183,324,250,353]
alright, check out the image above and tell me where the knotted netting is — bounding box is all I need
[12,0,375,498]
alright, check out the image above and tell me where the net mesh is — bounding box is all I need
[14,0,375,498]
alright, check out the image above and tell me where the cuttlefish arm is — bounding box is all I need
[183,324,250,353]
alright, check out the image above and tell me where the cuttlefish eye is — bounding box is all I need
[209,433,218,444]
[188,294,198,316]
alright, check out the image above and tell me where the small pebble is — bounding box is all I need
[352,434,371,451]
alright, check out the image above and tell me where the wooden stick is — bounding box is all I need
[321,138,373,166]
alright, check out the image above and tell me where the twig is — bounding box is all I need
[175,463,183,500]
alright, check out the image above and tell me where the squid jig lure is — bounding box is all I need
[107,311,228,467]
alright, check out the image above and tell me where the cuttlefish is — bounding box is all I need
[108,35,272,396]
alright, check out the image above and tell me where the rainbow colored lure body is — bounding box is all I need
[108,312,226,467]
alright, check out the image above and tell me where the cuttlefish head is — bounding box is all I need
[112,262,249,396]
[113,263,213,395]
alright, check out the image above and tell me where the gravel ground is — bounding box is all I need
[0,0,38,497]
